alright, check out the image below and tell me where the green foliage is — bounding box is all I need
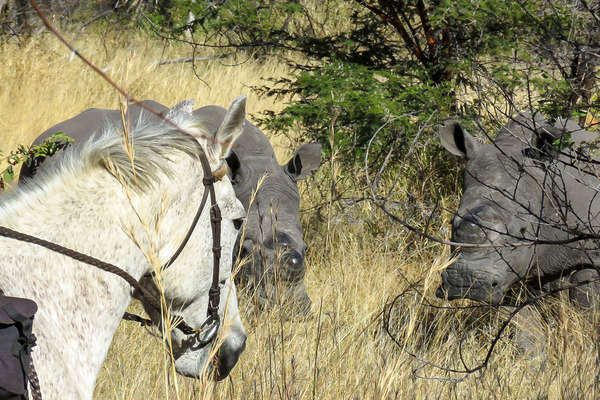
[0,133,73,190]
[257,60,453,166]
[145,0,599,200]
[243,1,542,183]
[148,0,304,50]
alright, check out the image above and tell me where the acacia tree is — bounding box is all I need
[144,1,596,170]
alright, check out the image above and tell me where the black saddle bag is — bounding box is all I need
[0,295,38,400]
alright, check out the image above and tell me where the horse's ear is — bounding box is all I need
[214,95,246,159]
[439,120,478,158]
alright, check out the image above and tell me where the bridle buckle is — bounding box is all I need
[193,316,220,348]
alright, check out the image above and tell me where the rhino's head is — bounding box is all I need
[195,106,322,315]
[227,143,321,315]
[436,114,567,304]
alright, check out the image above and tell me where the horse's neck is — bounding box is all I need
[0,169,153,399]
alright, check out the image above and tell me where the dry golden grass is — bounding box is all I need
[0,31,294,167]
[1,32,599,400]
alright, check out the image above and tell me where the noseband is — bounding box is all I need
[0,147,228,349]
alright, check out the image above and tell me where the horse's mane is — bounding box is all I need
[13,112,208,201]
[85,115,206,191]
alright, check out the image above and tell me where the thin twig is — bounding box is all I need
[157,54,230,65]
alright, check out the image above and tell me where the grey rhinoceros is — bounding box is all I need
[436,112,600,307]
[20,100,322,314]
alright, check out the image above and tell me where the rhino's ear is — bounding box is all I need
[284,143,322,180]
[523,126,563,162]
[214,95,246,159]
[439,121,478,158]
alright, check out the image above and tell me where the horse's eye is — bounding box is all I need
[233,218,244,230]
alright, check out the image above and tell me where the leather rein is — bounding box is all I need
[0,147,228,347]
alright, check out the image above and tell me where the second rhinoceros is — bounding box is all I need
[436,112,600,307]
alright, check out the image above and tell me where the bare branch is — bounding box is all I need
[157,54,230,65]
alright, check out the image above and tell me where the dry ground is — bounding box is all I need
[1,33,599,400]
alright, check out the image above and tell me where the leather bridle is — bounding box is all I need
[150,151,229,346]
[0,147,228,349]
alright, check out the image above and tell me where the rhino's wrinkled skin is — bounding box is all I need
[20,100,321,314]
[436,113,600,306]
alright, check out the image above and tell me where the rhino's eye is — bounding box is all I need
[458,222,478,237]
[455,214,478,229]
[463,219,478,229]
[457,216,485,237]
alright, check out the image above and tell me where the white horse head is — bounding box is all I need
[0,96,248,399]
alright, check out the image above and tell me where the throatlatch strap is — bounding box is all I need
[163,187,210,270]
